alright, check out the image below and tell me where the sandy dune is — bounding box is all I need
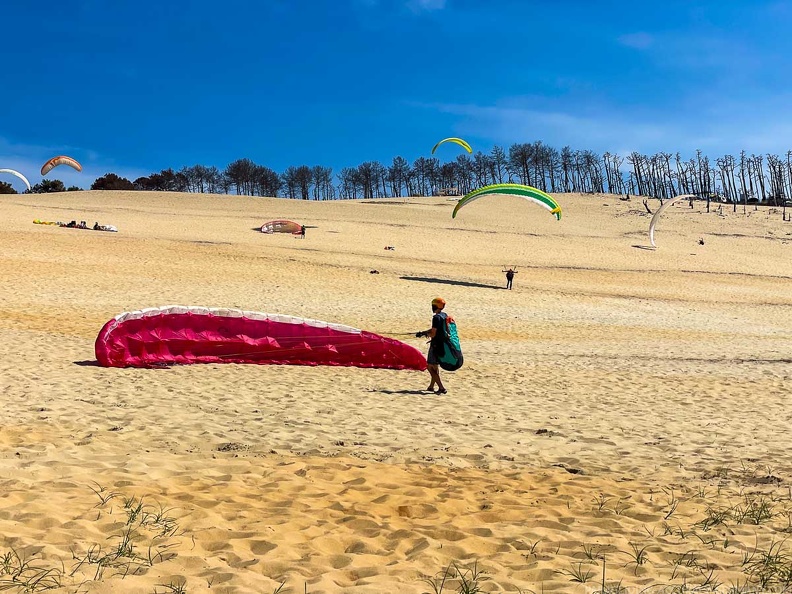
[1,190,791,593]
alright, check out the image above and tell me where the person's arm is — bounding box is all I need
[416,327,437,338]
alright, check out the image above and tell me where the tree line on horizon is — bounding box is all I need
[3,143,791,213]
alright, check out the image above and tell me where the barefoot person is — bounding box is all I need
[416,297,449,394]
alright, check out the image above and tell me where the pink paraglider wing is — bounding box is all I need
[95,306,427,371]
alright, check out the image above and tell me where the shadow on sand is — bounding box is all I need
[400,276,503,290]
[632,244,657,251]
[373,389,432,396]
[74,360,174,369]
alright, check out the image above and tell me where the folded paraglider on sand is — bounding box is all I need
[34,219,118,232]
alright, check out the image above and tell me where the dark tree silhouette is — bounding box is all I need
[311,165,334,200]
[86,139,792,221]
[180,165,222,193]
[134,169,187,192]
[490,145,509,184]
[30,179,66,193]
[293,165,312,200]
[254,164,281,197]
[280,166,299,199]
[387,156,410,197]
[223,159,257,195]
[0,181,17,194]
[91,173,134,190]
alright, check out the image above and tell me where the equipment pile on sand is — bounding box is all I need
[34,219,118,232]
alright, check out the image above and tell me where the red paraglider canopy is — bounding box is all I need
[95,305,427,371]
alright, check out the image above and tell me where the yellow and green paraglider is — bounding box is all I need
[431,137,473,155]
[452,183,562,220]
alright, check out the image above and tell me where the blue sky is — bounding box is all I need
[2,0,792,191]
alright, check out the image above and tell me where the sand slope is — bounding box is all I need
[1,191,791,592]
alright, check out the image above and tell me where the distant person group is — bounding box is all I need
[62,220,88,229]
[57,220,117,232]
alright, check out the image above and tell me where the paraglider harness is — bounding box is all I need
[438,315,463,371]
[420,312,463,372]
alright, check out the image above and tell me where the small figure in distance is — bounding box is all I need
[93,222,100,230]
[698,238,705,245]
[301,225,306,239]
[503,267,517,290]
[415,297,449,395]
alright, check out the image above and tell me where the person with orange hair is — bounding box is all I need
[415,297,449,394]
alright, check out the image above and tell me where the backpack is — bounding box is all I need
[437,315,464,372]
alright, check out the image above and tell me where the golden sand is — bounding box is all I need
[1,191,791,593]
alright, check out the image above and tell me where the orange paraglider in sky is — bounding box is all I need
[41,155,82,176]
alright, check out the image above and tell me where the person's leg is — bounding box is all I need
[426,347,436,391]
[427,364,445,393]
[426,366,436,392]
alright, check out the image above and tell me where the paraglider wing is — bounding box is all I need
[260,220,302,234]
[95,305,427,371]
[40,155,82,176]
[0,169,31,192]
[431,137,473,155]
[452,184,562,220]
[648,194,696,248]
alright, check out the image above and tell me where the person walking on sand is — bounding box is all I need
[415,297,449,394]
[300,225,306,239]
[503,267,517,290]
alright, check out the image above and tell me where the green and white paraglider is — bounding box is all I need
[452,183,562,220]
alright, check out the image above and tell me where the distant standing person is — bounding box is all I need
[503,267,517,290]
[415,297,449,394]
[301,225,306,239]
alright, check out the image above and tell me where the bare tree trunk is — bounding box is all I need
[738,152,747,213]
